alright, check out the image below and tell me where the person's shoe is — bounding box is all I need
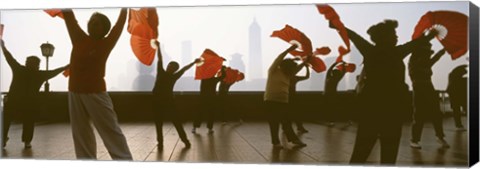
[291,141,307,148]
[410,141,421,149]
[272,143,283,149]
[191,128,197,134]
[208,129,214,134]
[297,128,309,133]
[24,142,32,149]
[437,138,450,148]
[184,140,191,148]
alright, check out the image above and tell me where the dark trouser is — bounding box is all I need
[449,94,466,128]
[289,99,306,130]
[193,95,216,129]
[350,86,409,165]
[153,98,188,144]
[3,102,36,145]
[324,93,338,122]
[411,84,445,142]
[265,101,300,144]
[350,120,402,164]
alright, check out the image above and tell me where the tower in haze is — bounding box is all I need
[248,18,262,80]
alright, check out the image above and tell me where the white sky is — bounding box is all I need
[0,1,470,92]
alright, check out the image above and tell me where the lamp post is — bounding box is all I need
[40,42,55,92]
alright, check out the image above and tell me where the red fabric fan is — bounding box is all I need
[130,24,157,66]
[336,62,356,73]
[236,72,245,81]
[309,56,327,73]
[62,67,70,77]
[222,67,241,84]
[128,8,159,38]
[412,11,468,60]
[271,24,313,59]
[44,9,64,19]
[195,49,225,80]
[335,46,349,63]
[314,47,331,56]
[317,4,350,51]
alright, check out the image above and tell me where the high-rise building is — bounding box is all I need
[248,18,262,80]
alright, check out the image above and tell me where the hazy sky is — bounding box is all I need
[0,1,470,92]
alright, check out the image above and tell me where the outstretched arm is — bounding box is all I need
[106,8,128,44]
[1,40,21,70]
[295,65,310,82]
[268,44,297,74]
[62,9,87,44]
[326,61,340,77]
[40,64,69,80]
[345,28,374,58]
[399,30,437,58]
[154,41,165,74]
[429,49,445,67]
[174,59,201,80]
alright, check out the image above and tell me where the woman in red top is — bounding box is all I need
[62,8,132,160]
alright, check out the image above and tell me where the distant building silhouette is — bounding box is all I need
[229,53,247,91]
[248,18,262,81]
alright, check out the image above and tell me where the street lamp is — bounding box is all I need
[40,41,55,92]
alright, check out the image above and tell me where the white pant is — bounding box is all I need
[68,92,132,160]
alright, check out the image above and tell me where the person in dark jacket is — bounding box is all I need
[329,19,437,164]
[152,41,200,149]
[1,40,68,149]
[446,64,468,131]
[408,41,449,149]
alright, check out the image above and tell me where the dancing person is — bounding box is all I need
[218,77,243,124]
[324,61,347,127]
[329,20,437,164]
[408,42,449,149]
[152,41,199,149]
[1,40,68,149]
[264,44,307,149]
[446,64,468,131]
[289,61,310,133]
[192,66,226,134]
[62,8,132,160]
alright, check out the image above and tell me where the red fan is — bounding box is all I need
[412,11,468,60]
[336,62,356,73]
[237,72,245,81]
[0,24,4,39]
[130,24,158,66]
[44,9,64,19]
[309,56,327,73]
[195,49,225,80]
[314,47,331,56]
[128,8,159,38]
[335,46,349,63]
[271,24,313,59]
[222,67,243,84]
[317,4,350,51]
[62,67,70,77]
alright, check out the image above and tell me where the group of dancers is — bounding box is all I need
[1,8,468,165]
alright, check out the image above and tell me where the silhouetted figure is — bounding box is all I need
[446,64,468,131]
[218,80,242,124]
[1,40,68,149]
[192,66,226,134]
[264,44,307,149]
[324,61,347,126]
[152,41,198,149]
[62,9,132,160]
[408,42,449,149]
[330,20,437,164]
[289,62,310,133]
